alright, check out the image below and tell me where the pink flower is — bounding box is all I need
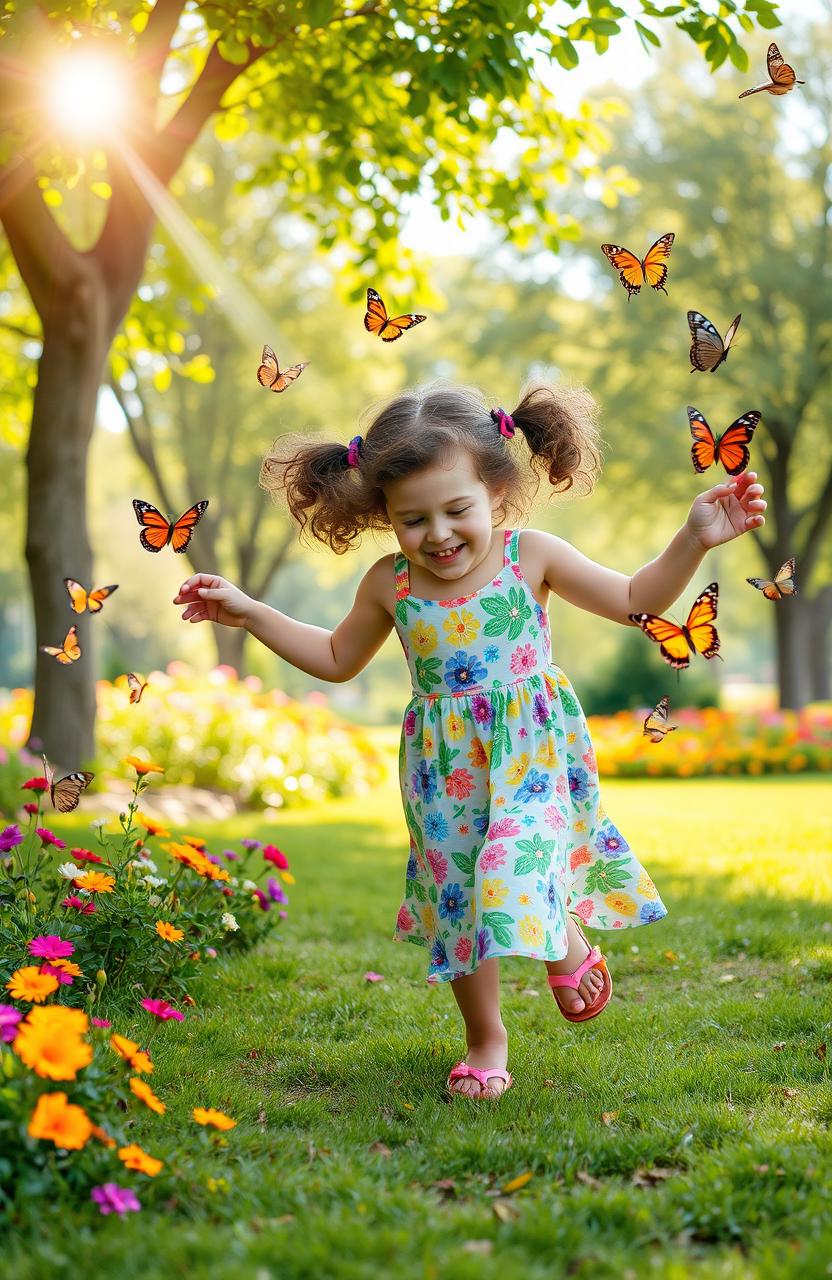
[92,1017,111,1027]
[71,847,104,864]
[556,775,568,799]
[36,827,66,850]
[23,802,39,816]
[62,895,95,913]
[262,844,289,869]
[454,936,473,963]
[0,1004,23,1043]
[487,817,521,841]
[396,905,414,932]
[510,643,537,676]
[363,971,385,982]
[28,934,74,960]
[544,804,567,831]
[91,1184,141,1217]
[141,998,185,1022]
[582,748,597,774]
[479,842,509,871]
[40,962,74,986]
[22,776,49,793]
[573,898,594,922]
[426,848,448,886]
[404,709,417,737]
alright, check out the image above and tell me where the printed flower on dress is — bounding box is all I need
[567,767,590,802]
[637,871,658,899]
[537,874,564,923]
[640,902,666,923]
[516,768,553,803]
[444,609,480,646]
[426,848,448,885]
[454,936,473,963]
[468,738,489,770]
[396,905,414,932]
[412,760,438,804]
[509,643,537,677]
[406,848,418,879]
[411,621,438,656]
[533,692,552,729]
[444,650,487,692]
[476,928,492,960]
[423,812,449,842]
[484,644,499,662]
[430,938,449,969]
[481,878,509,908]
[595,829,631,858]
[445,767,475,800]
[605,891,637,917]
[569,845,592,871]
[518,915,545,947]
[404,708,417,737]
[505,753,529,784]
[479,842,508,872]
[480,586,532,641]
[438,883,468,924]
[471,694,493,727]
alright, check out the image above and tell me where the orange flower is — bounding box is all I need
[44,959,83,977]
[182,834,206,850]
[129,1076,166,1115]
[14,1006,92,1080]
[75,870,116,894]
[5,966,59,1003]
[118,1143,164,1175]
[110,1033,154,1075]
[137,812,171,838]
[91,1123,117,1148]
[192,1106,237,1130]
[155,921,184,943]
[124,755,165,776]
[28,1092,92,1149]
[167,842,229,881]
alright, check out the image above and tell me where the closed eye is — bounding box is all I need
[405,507,469,526]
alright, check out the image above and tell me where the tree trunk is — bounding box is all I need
[25,262,111,770]
[773,595,812,711]
[808,585,832,702]
[213,624,247,676]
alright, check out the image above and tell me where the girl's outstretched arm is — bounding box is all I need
[539,472,767,625]
[174,558,393,682]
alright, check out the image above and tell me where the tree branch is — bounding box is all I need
[0,155,75,319]
[135,0,188,103]
[0,318,40,341]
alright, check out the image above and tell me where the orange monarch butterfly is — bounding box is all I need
[687,406,760,476]
[126,672,149,704]
[599,233,675,300]
[363,288,427,341]
[63,578,119,615]
[629,582,721,671]
[40,624,81,665]
[642,696,678,743]
[747,557,796,601]
[739,43,804,98]
[132,499,208,554]
[42,754,95,814]
[256,344,309,393]
[687,311,742,373]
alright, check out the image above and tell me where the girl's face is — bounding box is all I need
[384,451,505,582]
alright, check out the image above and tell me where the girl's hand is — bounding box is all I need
[686,471,767,550]
[173,574,254,629]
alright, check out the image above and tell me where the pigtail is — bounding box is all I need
[259,432,366,554]
[511,384,602,497]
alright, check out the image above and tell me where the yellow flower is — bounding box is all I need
[423,730,434,755]
[183,834,207,850]
[518,915,545,947]
[518,892,531,906]
[110,1033,154,1075]
[279,870,296,885]
[130,1077,166,1115]
[193,1106,237,1130]
[443,608,480,647]
[574,820,586,834]
[5,966,59,1003]
[505,753,529,784]
[446,711,465,741]
[567,732,577,745]
[14,1006,92,1080]
[535,741,558,768]
[636,872,658,900]
[155,921,184,943]
[420,904,437,935]
[118,1143,163,1176]
[506,692,520,719]
[411,621,438,656]
[604,891,637,917]
[28,1092,92,1150]
[124,755,165,776]
[137,812,171,838]
[481,879,509,908]
[75,870,116,894]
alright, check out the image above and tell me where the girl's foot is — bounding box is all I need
[449,1029,509,1099]
[545,917,606,1015]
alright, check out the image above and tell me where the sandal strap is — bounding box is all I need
[448,1062,511,1088]
[547,945,605,990]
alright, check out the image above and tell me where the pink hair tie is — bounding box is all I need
[490,407,515,439]
[346,435,363,467]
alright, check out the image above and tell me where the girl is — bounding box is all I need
[173,383,766,1099]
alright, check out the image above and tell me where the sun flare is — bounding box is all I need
[47,54,124,137]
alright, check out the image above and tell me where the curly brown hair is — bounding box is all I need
[260,381,602,554]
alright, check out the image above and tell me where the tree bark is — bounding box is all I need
[808,585,832,702]
[772,596,813,711]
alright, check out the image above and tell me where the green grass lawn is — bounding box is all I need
[7,770,831,1280]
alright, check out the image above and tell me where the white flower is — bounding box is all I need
[148,894,161,907]
[221,912,239,932]
[142,875,166,888]
[57,862,82,880]
[242,879,258,892]
[140,857,158,873]
[90,819,107,830]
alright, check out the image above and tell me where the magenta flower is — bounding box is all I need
[91,1184,141,1217]
[222,849,240,861]
[205,947,217,959]
[266,877,287,904]
[62,895,95,913]
[240,838,261,851]
[363,971,385,983]
[278,910,288,919]
[262,844,288,869]
[207,853,224,866]
[40,962,75,986]
[253,889,270,911]
[36,827,66,850]
[28,934,74,960]
[0,825,23,853]
[22,776,49,793]
[141,998,185,1022]
[91,1017,112,1028]
[0,1004,23,1043]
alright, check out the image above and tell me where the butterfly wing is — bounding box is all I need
[773,556,797,596]
[87,584,118,613]
[364,288,390,335]
[641,233,675,293]
[271,361,309,392]
[41,625,81,664]
[126,671,148,704]
[687,406,718,473]
[643,695,677,742]
[257,344,280,388]
[51,770,95,814]
[600,244,645,299]
[714,411,760,476]
[133,499,173,552]
[64,578,88,614]
[170,500,209,553]
[767,42,797,89]
[685,582,720,658]
[629,613,693,670]
[746,576,780,600]
[687,312,725,372]
[378,313,427,342]
[721,314,742,359]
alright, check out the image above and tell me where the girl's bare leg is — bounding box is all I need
[448,956,508,1097]
[545,912,606,1013]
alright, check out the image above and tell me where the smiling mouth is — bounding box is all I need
[429,544,464,560]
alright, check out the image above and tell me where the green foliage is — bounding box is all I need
[581,626,718,715]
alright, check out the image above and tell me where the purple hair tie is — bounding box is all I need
[346,435,363,467]
[490,407,515,439]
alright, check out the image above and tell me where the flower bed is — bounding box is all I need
[589,703,832,778]
[0,663,388,810]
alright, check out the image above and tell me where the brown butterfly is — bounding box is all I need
[747,557,796,601]
[739,43,804,98]
[256,345,309,393]
[600,234,674,300]
[630,583,721,671]
[126,672,149,704]
[132,499,208,554]
[687,312,742,373]
[64,578,119,614]
[42,754,95,814]
[40,624,81,665]
[364,288,426,341]
[642,696,678,744]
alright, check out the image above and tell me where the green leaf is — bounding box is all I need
[727,40,749,72]
[552,37,579,70]
[635,20,660,51]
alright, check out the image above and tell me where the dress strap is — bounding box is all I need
[394,552,410,601]
[503,528,519,567]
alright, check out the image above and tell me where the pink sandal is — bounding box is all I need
[547,921,612,1023]
[447,1061,513,1098]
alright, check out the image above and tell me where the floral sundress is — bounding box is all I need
[392,528,668,984]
